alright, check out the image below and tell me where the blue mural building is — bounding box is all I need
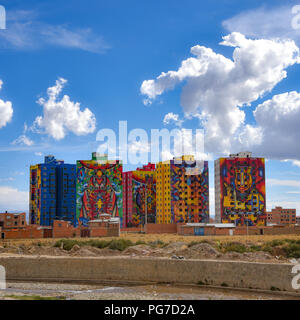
[29,155,77,226]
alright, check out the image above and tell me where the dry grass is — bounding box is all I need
[1,233,300,247]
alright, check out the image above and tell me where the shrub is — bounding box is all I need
[221,242,247,254]
[54,239,80,251]
[249,245,262,252]
[108,239,134,251]
[148,240,166,248]
[135,240,147,245]
[268,240,285,247]
[282,243,300,258]
[86,239,109,249]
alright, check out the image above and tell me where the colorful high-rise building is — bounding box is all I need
[29,155,76,226]
[76,153,123,227]
[123,163,156,227]
[214,152,266,226]
[156,155,209,224]
[56,164,77,226]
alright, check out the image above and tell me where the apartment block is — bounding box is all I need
[156,155,209,224]
[56,164,77,226]
[29,155,76,226]
[0,212,27,229]
[123,163,156,227]
[267,207,296,225]
[76,153,123,227]
[215,152,266,226]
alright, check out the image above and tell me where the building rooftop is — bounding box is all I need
[185,223,236,228]
[229,152,252,158]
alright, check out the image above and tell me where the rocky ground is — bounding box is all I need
[0,281,298,300]
[0,241,296,263]
[1,240,300,300]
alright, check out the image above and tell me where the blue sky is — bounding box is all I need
[0,0,299,216]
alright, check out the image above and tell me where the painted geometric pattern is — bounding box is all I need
[29,165,41,225]
[131,171,156,226]
[170,160,209,223]
[220,158,266,226]
[76,160,123,226]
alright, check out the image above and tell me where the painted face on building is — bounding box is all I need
[234,166,252,193]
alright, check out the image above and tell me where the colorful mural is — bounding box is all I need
[131,170,156,226]
[76,159,123,226]
[29,165,41,225]
[219,158,266,226]
[170,160,209,223]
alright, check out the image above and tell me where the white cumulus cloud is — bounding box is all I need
[33,78,96,140]
[241,91,300,159]
[0,186,28,212]
[0,10,109,53]
[163,112,184,127]
[222,5,300,46]
[140,32,300,156]
[12,134,34,146]
[0,80,13,129]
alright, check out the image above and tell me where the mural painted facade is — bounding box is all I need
[76,154,123,227]
[29,156,76,226]
[29,165,41,225]
[123,164,156,227]
[156,156,209,224]
[170,159,209,223]
[216,156,266,226]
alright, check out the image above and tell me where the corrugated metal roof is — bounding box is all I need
[185,223,235,228]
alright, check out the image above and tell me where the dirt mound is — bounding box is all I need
[221,251,244,261]
[77,246,121,256]
[23,246,68,256]
[123,245,154,256]
[94,248,121,256]
[177,243,222,259]
[0,245,23,255]
[241,251,276,262]
[70,245,81,253]
[163,242,188,252]
[68,246,122,257]
[70,247,98,257]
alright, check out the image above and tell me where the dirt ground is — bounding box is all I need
[1,233,300,263]
[1,281,298,300]
[1,233,300,246]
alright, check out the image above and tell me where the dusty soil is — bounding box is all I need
[2,233,300,247]
[1,233,300,263]
[122,242,283,263]
[1,282,299,300]
[0,240,293,263]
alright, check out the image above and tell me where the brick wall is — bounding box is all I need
[121,227,143,233]
[2,225,44,239]
[0,212,27,229]
[52,220,80,238]
[145,223,178,234]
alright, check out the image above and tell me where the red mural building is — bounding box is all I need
[123,163,156,227]
[215,152,266,226]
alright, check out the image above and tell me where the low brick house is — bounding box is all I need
[88,214,120,237]
[0,212,27,230]
[266,207,296,225]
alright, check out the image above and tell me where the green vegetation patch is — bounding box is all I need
[54,238,135,251]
